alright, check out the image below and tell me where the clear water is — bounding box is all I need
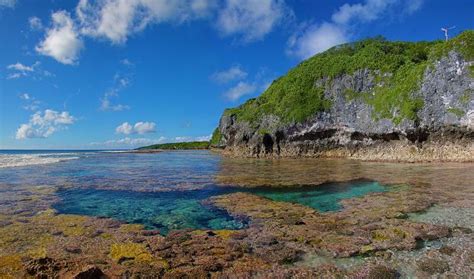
[247,180,387,212]
[54,188,245,235]
[0,150,387,234]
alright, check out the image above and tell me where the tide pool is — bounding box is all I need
[54,179,387,234]
[248,180,387,212]
[54,188,244,235]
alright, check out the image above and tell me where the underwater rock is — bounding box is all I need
[256,244,303,265]
[417,257,450,274]
[24,257,63,278]
[64,245,82,254]
[355,264,399,279]
[439,245,456,256]
[72,265,104,279]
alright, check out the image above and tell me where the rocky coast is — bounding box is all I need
[212,32,474,162]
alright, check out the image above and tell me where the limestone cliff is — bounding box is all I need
[212,31,474,162]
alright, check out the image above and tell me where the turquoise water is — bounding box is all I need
[248,180,387,212]
[54,180,387,234]
[54,188,245,235]
[1,150,387,234]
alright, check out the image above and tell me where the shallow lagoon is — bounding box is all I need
[53,180,387,234]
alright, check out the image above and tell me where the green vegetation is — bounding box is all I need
[429,30,474,61]
[447,107,465,117]
[210,128,222,146]
[138,141,210,150]
[460,89,472,104]
[224,31,474,126]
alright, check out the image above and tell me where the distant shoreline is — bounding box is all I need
[136,141,210,151]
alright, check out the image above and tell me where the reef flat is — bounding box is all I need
[0,154,472,278]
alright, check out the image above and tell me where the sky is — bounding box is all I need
[0,0,473,149]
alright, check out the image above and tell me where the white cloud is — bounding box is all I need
[404,0,423,14]
[76,0,217,44]
[223,81,257,101]
[91,136,167,148]
[29,16,43,30]
[120,58,133,66]
[116,121,156,135]
[0,0,16,8]
[115,122,133,135]
[6,61,41,79]
[174,135,211,142]
[134,122,156,134]
[7,73,22,79]
[287,22,348,60]
[20,93,30,100]
[100,94,130,111]
[16,109,76,140]
[211,65,247,84]
[216,0,289,42]
[287,0,422,60]
[36,11,83,64]
[217,66,274,101]
[36,0,291,64]
[19,93,42,111]
[7,62,36,72]
[5,61,53,80]
[100,74,131,111]
[331,0,397,25]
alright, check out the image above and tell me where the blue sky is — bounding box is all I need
[0,0,472,149]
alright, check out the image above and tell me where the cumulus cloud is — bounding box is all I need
[134,122,156,134]
[16,109,76,140]
[211,65,247,84]
[29,16,43,30]
[116,121,156,135]
[36,11,83,64]
[216,0,289,42]
[0,0,16,8]
[76,0,217,44]
[223,81,257,101]
[287,0,424,60]
[36,0,291,64]
[115,122,133,135]
[287,22,347,60]
[216,66,274,101]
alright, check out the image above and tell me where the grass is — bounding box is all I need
[224,30,474,126]
[138,141,210,150]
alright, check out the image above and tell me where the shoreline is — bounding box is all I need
[218,141,474,163]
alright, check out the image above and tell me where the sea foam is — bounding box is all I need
[0,154,79,168]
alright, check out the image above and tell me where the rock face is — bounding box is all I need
[215,40,474,161]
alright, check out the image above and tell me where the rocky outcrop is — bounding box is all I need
[215,50,474,162]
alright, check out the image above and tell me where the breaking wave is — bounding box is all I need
[0,153,80,168]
